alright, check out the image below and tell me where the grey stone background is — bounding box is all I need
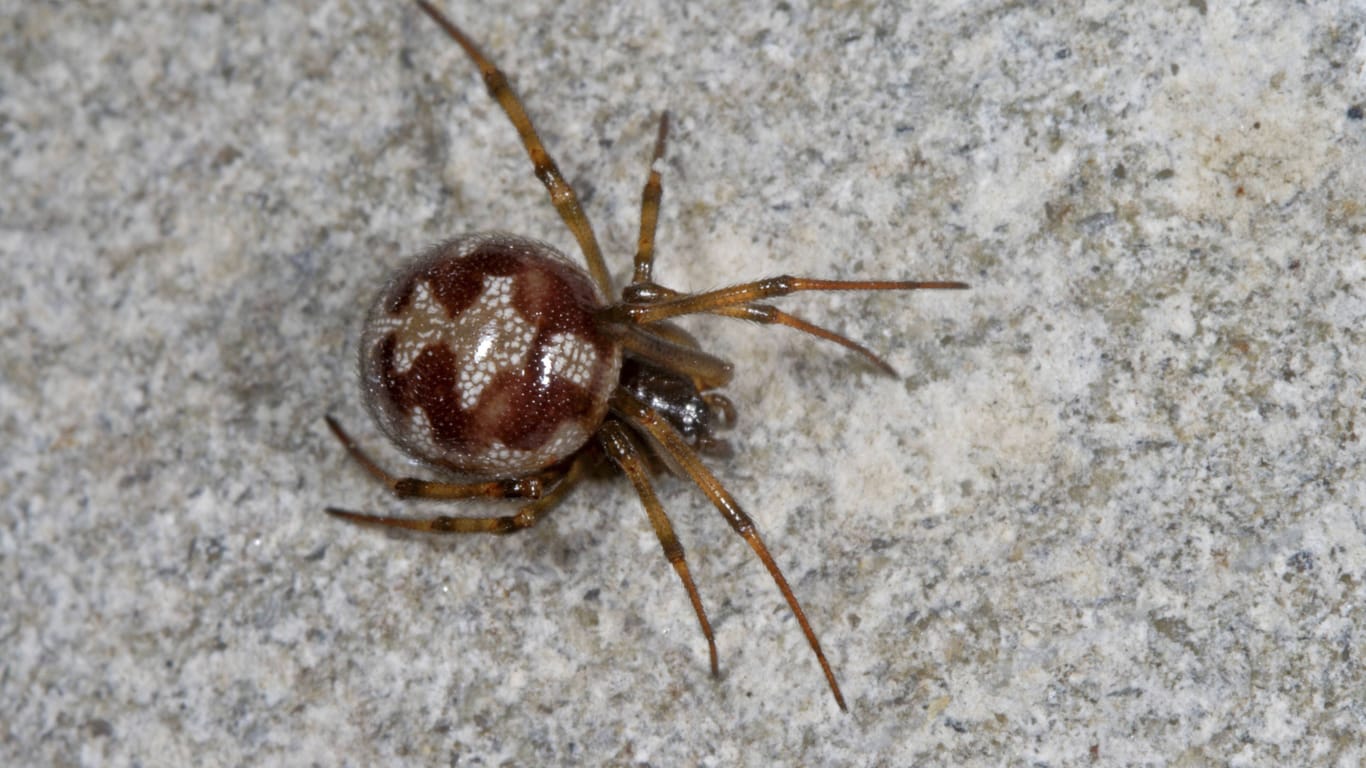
[4,0,1363,765]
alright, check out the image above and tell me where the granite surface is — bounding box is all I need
[3,1,1363,765]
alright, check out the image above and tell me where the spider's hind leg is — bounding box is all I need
[414,0,613,295]
[325,449,593,535]
[325,415,543,501]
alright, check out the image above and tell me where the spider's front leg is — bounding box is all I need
[616,108,967,376]
[631,111,670,287]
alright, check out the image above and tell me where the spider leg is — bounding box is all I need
[606,275,969,326]
[632,112,670,286]
[326,449,593,535]
[609,323,734,389]
[325,415,544,500]
[710,303,900,376]
[414,1,614,296]
[599,419,719,677]
[628,317,695,350]
[609,391,848,711]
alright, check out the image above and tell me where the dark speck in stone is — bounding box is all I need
[1287,550,1315,573]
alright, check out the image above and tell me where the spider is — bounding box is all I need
[324,0,968,711]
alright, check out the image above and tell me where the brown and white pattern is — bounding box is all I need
[359,233,621,478]
[368,276,538,410]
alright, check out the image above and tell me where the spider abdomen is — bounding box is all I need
[359,233,622,478]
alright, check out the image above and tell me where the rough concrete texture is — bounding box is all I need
[3,1,1363,765]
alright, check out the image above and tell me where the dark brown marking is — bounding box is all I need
[361,234,621,477]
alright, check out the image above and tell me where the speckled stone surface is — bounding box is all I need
[3,1,1363,765]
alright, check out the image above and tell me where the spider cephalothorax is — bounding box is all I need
[324,0,968,711]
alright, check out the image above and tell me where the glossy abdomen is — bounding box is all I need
[359,233,622,478]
